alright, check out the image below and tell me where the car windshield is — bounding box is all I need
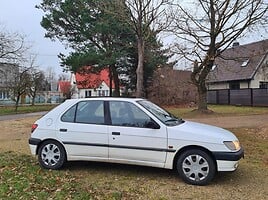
[138,100,184,126]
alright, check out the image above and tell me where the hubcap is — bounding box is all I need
[41,144,61,166]
[182,154,209,182]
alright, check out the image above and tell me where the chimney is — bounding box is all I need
[233,42,240,47]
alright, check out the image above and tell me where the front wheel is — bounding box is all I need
[176,149,216,185]
[38,140,66,170]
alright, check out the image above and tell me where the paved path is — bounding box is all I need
[0,111,47,121]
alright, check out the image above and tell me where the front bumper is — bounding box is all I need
[212,147,244,161]
[213,148,244,171]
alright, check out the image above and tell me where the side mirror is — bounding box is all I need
[146,121,160,129]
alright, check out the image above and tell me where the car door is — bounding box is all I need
[57,100,108,160]
[108,100,168,165]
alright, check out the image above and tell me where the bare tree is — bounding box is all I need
[29,69,46,105]
[170,0,268,111]
[116,0,171,97]
[0,25,27,63]
[147,66,197,105]
[8,66,32,111]
[58,73,70,81]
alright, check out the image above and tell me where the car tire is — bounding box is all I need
[176,149,216,185]
[38,140,66,170]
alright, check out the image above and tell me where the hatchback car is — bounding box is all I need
[29,98,244,185]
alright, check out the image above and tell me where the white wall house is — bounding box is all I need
[71,68,115,99]
[0,63,19,104]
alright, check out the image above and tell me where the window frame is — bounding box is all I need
[107,100,158,129]
[259,81,268,89]
[229,81,240,90]
[61,100,106,125]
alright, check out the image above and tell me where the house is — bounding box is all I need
[58,80,72,99]
[71,67,115,98]
[0,63,19,104]
[207,39,268,106]
[207,39,268,90]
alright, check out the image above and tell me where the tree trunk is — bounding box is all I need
[191,60,209,111]
[15,94,20,112]
[197,82,208,111]
[31,92,36,105]
[109,66,113,97]
[136,38,145,97]
[111,65,120,97]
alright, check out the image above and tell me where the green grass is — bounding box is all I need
[0,127,267,199]
[1,103,268,118]
[0,104,57,115]
[0,152,91,199]
[1,103,268,199]
[167,105,268,118]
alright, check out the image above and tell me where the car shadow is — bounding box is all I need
[62,161,243,185]
[64,160,178,180]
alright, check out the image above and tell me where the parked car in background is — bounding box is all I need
[29,98,244,185]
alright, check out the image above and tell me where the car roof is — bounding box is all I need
[65,97,145,103]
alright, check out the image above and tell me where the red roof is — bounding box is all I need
[58,81,71,92]
[75,67,114,89]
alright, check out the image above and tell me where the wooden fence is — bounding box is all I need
[207,88,268,106]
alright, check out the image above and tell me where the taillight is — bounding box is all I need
[31,124,38,133]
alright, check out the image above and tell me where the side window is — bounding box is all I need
[61,104,76,122]
[76,100,104,124]
[61,100,104,125]
[110,101,152,128]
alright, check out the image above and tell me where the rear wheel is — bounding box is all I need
[176,149,216,185]
[38,140,66,170]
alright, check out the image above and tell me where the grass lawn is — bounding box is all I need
[0,104,57,115]
[0,113,267,199]
[167,104,268,118]
[1,103,268,118]
[0,127,267,199]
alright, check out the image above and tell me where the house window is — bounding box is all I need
[97,90,108,96]
[0,91,9,100]
[229,81,240,90]
[241,59,249,67]
[105,90,109,96]
[260,82,268,89]
[85,90,91,98]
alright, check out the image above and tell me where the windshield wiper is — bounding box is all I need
[165,117,180,123]
[165,118,185,125]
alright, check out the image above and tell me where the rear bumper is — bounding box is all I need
[28,138,41,155]
[29,138,41,146]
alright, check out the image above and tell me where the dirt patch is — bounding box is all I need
[1,114,268,154]
[0,114,267,199]
[0,117,38,154]
[187,114,268,128]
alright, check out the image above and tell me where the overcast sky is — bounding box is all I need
[0,0,267,75]
[0,0,68,75]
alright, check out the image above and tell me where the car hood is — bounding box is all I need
[167,120,238,144]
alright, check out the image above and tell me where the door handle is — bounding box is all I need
[112,132,120,135]
[60,128,67,132]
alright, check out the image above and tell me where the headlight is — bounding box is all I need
[224,141,241,151]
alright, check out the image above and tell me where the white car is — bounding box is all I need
[29,98,244,185]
